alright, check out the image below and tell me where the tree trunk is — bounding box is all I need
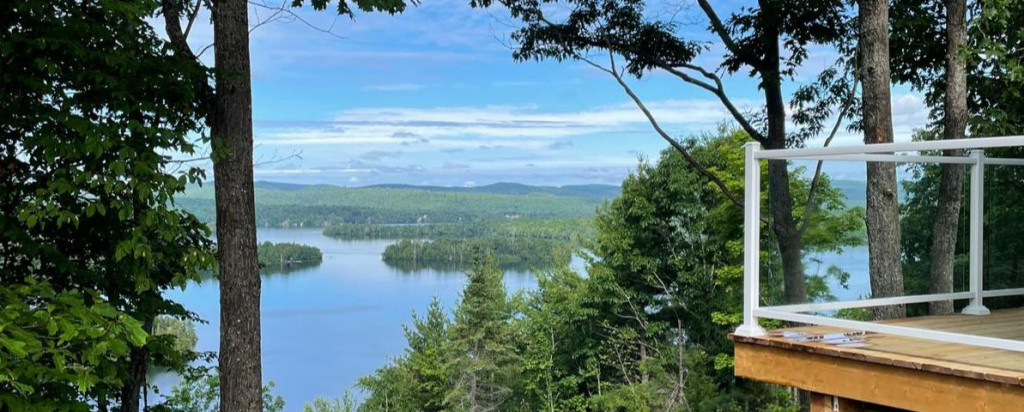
[213,0,263,410]
[859,0,906,320]
[929,0,968,316]
[116,323,150,412]
[762,24,807,305]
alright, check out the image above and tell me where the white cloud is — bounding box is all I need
[802,91,930,148]
[254,98,752,150]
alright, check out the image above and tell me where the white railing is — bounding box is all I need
[735,135,1024,352]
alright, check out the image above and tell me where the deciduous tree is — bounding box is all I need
[859,0,906,319]
[473,0,854,305]
[160,1,414,409]
[1,1,214,409]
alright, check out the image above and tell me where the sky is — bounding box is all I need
[164,0,932,187]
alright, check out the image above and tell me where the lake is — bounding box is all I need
[153,228,545,409]
[153,228,871,410]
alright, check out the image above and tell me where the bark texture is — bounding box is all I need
[763,19,807,305]
[929,0,968,315]
[213,0,263,410]
[117,342,147,412]
[117,315,153,412]
[859,0,906,319]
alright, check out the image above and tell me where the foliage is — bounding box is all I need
[323,218,594,242]
[258,242,324,266]
[358,130,860,411]
[0,280,147,411]
[152,316,199,354]
[304,394,358,412]
[902,143,1024,314]
[382,238,572,272]
[156,370,285,412]
[354,182,620,200]
[446,256,520,411]
[0,0,214,409]
[358,298,452,411]
[179,184,605,228]
[891,0,1024,135]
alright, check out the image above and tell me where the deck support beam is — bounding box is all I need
[734,340,1024,412]
[809,393,864,412]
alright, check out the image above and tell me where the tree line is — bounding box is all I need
[178,186,606,228]
[323,218,594,242]
[4,0,1023,411]
[357,131,863,411]
[257,242,324,266]
[382,238,573,272]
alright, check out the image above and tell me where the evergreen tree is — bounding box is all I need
[403,298,453,411]
[446,256,519,412]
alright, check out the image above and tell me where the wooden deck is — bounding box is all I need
[731,308,1024,411]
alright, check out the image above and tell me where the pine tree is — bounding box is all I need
[447,256,518,412]
[404,297,453,411]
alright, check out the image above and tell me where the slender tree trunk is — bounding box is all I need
[859,0,906,319]
[762,25,807,305]
[929,0,968,315]
[117,327,149,412]
[213,0,263,410]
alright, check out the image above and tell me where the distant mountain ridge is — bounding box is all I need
[253,180,621,200]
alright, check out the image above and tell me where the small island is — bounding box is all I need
[257,242,323,273]
[381,237,571,272]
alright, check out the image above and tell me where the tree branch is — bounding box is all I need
[695,0,757,67]
[248,0,347,40]
[162,0,201,62]
[533,13,765,144]
[161,0,216,127]
[799,78,859,236]
[581,53,765,220]
[183,0,204,40]
[666,63,766,143]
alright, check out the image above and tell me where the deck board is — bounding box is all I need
[732,307,1024,386]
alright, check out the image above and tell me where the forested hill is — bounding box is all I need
[177,181,620,227]
[361,182,621,200]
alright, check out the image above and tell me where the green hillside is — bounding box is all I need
[178,182,617,228]
[362,182,621,200]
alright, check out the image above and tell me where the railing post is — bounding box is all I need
[735,142,767,336]
[963,149,991,315]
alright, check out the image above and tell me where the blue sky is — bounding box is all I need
[168,0,931,187]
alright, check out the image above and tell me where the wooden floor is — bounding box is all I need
[732,308,1024,411]
[736,307,1024,386]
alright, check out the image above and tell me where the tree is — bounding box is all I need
[157,370,286,412]
[1,0,214,410]
[357,129,861,412]
[446,256,519,412]
[575,130,857,411]
[928,0,969,315]
[890,0,1024,314]
[305,395,358,412]
[404,298,454,412]
[894,0,1024,315]
[358,298,451,412]
[889,0,970,316]
[473,0,855,305]
[859,0,906,319]
[160,1,414,409]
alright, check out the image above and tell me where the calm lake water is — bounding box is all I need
[152,228,870,410]
[153,228,546,409]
